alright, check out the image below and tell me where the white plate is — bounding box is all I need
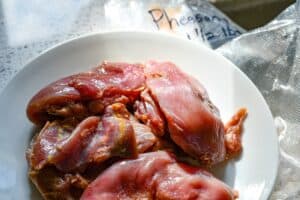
[0,31,278,200]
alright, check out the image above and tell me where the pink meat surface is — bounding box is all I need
[81,151,235,200]
[134,89,166,136]
[130,115,158,153]
[26,61,245,200]
[27,62,145,124]
[27,61,229,166]
[27,103,138,172]
[144,61,226,165]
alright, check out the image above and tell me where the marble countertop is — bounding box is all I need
[0,0,107,90]
[0,0,244,90]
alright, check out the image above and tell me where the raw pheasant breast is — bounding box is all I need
[81,151,236,200]
[26,61,247,200]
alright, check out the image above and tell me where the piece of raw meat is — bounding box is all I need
[81,151,236,200]
[130,115,158,153]
[26,61,247,200]
[27,62,145,124]
[27,103,138,172]
[225,108,247,156]
[134,89,165,136]
[144,61,226,165]
[29,166,89,200]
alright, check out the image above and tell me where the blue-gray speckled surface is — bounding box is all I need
[0,0,244,90]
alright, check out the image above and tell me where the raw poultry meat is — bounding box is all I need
[26,61,246,200]
[225,108,247,155]
[144,61,226,165]
[27,61,234,165]
[134,89,166,136]
[130,115,158,153]
[27,62,145,124]
[27,103,160,173]
[81,151,236,200]
[29,166,89,200]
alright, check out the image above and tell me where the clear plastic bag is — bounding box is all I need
[218,2,300,199]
